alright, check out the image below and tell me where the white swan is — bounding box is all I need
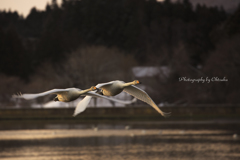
[13,86,136,114]
[13,86,97,102]
[73,80,171,117]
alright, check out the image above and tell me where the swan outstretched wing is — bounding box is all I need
[95,81,116,88]
[73,91,137,116]
[123,85,171,117]
[73,96,92,116]
[12,89,71,100]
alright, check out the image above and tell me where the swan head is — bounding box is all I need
[90,86,98,91]
[133,80,141,85]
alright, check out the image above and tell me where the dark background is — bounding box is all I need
[0,0,240,107]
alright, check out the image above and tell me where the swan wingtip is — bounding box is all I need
[12,92,22,98]
[132,97,137,102]
[72,112,78,117]
[163,112,171,118]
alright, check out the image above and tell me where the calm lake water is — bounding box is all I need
[0,120,240,160]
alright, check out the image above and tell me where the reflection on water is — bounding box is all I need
[0,129,240,160]
[0,120,240,160]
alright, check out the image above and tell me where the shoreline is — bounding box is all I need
[0,129,234,140]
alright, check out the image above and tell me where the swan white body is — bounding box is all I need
[13,86,136,115]
[73,80,171,117]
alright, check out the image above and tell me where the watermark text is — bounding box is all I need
[179,77,228,83]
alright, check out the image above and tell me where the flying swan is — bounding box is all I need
[73,80,171,117]
[13,86,136,112]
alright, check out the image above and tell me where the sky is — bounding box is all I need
[0,0,239,18]
[0,0,57,17]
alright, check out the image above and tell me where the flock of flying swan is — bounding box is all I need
[13,80,171,117]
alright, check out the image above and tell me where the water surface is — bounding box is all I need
[0,120,240,160]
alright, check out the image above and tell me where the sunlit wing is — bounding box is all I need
[12,89,72,100]
[73,96,92,116]
[123,85,171,117]
[95,81,115,88]
[73,91,137,116]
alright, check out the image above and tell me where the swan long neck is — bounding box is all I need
[122,82,135,88]
[77,88,92,95]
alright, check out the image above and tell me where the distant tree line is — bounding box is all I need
[0,0,228,78]
[0,0,240,105]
